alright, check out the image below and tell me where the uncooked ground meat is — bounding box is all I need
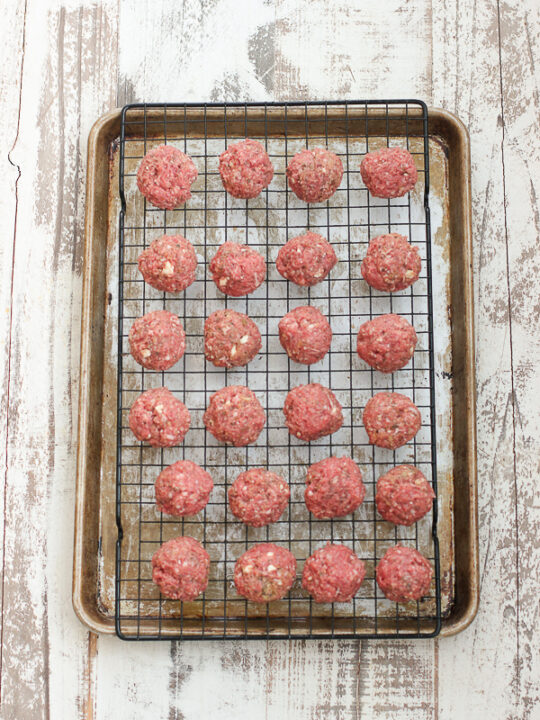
[286,148,343,202]
[129,310,185,371]
[129,387,191,447]
[360,147,418,199]
[155,460,214,517]
[278,305,332,365]
[209,242,266,296]
[375,465,434,526]
[302,543,366,603]
[228,469,290,527]
[376,545,432,602]
[356,313,417,373]
[138,235,198,293]
[304,456,365,519]
[361,233,421,292]
[203,385,265,446]
[137,145,198,209]
[152,536,210,600]
[276,232,337,286]
[219,138,274,198]
[283,383,343,442]
[234,543,297,602]
[204,309,261,368]
[362,392,421,450]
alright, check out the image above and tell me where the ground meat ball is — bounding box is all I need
[209,242,266,296]
[204,309,261,368]
[357,314,417,373]
[363,392,421,450]
[129,310,185,371]
[376,465,435,526]
[278,306,332,365]
[129,387,191,447]
[361,233,421,292]
[360,147,418,199]
[138,235,198,293]
[234,543,296,602]
[276,232,338,287]
[302,544,366,603]
[155,460,214,517]
[203,385,265,446]
[286,148,343,203]
[219,139,274,199]
[152,536,210,600]
[137,145,198,209]
[283,383,343,442]
[376,545,432,603]
[305,456,365,519]
[228,469,290,527]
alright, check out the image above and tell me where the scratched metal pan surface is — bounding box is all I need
[73,104,478,639]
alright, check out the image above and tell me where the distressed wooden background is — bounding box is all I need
[0,1,539,718]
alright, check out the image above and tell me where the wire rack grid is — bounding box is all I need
[115,100,441,640]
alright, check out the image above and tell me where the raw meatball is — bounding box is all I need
[138,235,198,293]
[203,385,265,446]
[209,242,266,296]
[360,147,418,199]
[287,148,343,203]
[361,233,421,292]
[152,536,210,600]
[228,469,290,527]
[276,232,338,287]
[376,545,432,603]
[302,543,366,603]
[137,145,198,209]
[219,138,274,199]
[284,383,343,442]
[155,460,214,517]
[204,309,261,368]
[234,543,296,602]
[129,387,191,447]
[129,310,185,371]
[357,314,417,373]
[305,456,365,519]
[279,306,332,365]
[363,392,421,450]
[376,465,435,526]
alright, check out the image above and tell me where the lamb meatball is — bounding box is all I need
[376,545,432,602]
[137,145,198,209]
[304,456,365,519]
[219,138,274,198]
[287,148,343,202]
[375,465,434,526]
[138,234,198,293]
[276,232,338,287]
[209,242,266,296]
[283,383,343,442]
[204,309,261,368]
[360,147,418,199]
[228,469,290,527]
[203,385,265,446]
[129,310,185,371]
[234,543,296,602]
[129,387,191,447]
[152,536,210,600]
[302,544,366,603]
[278,306,332,365]
[362,392,421,450]
[356,314,417,373]
[155,460,214,517]
[361,233,421,292]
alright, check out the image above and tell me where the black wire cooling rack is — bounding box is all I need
[115,100,441,640]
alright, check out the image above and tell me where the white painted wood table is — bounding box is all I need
[0,1,538,718]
